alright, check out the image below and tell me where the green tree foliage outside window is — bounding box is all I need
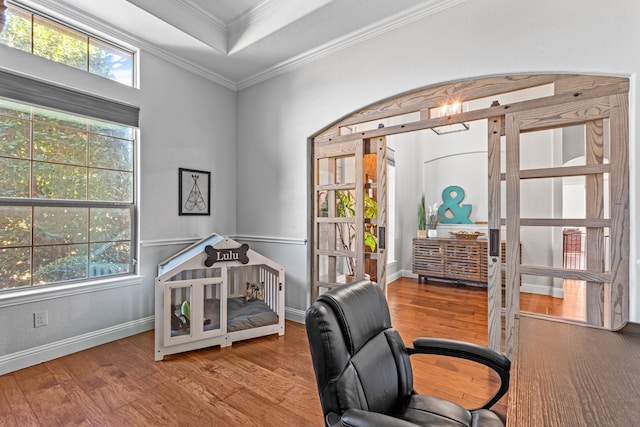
[0,99,135,289]
[0,1,134,86]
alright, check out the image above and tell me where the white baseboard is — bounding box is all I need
[0,305,307,376]
[521,282,565,298]
[285,306,306,324]
[399,269,563,298]
[0,316,154,376]
[386,270,403,284]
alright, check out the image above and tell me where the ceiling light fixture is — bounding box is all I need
[429,101,469,135]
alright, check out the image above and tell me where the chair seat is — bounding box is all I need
[398,395,504,427]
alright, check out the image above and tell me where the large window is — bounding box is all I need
[0,0,134,86]
[0,98,137,289]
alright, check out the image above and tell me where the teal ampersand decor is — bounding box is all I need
[438,185,473,224]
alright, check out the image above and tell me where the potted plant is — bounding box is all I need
[417,195,427,238]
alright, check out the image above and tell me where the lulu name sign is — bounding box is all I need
[204,243,250,267]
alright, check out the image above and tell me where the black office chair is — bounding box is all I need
[305,280,510,427]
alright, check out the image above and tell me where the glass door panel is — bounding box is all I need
[312,137,387,300]
[502,94,628,357]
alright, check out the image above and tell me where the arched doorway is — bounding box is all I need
[310,74,629,356]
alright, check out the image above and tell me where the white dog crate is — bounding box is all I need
[155,233,285,361]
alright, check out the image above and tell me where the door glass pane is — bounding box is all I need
[317,222,342,251]
[519,226,609,272]
[335,190,355,218]
[364,255,378,283]
[317,254,330,283]
[336,255,356,283]
[519,129,556,170]
[336,156,354,184]
[520,279,587,323]
[518,225,610,323]
[317,156,355,186]
[317,158,332,185]
[317,254,355,284]
[520,175,609,219]
[519,122,610,171]
[335,221,355,255]
[317,190,329,218]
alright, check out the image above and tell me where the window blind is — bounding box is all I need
[0,68,139,127]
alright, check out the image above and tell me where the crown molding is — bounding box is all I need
[175,0,228,31]
[228,0,287,37]
[237,0,467,90]
[146,46,237,91]
[174,0,228,49]
[227,0,333,55]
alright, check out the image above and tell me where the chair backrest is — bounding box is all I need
[305,280,414,420]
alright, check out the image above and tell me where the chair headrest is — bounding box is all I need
[317,280,392,354]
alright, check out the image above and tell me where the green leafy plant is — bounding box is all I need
[418,195,426,231]
[336,191,378,275]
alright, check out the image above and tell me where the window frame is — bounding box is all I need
[0,0,136,87]
[0,74,139,292]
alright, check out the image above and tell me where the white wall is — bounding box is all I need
[0,45,237,373]
[236,0,639,320]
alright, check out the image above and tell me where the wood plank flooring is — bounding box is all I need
[1,277,580,426]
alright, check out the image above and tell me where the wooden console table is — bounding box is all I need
[508,315,640,426]
[412,237,507,286]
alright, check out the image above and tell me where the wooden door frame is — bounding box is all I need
[310,74,629,353]
[310,137,387,301]
[502,94,629,356]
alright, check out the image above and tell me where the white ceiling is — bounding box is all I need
[22,0,465,90]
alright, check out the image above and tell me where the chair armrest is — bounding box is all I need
[339,409,421,427]
[409,337,510,410]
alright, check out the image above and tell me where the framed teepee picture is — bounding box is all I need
[179,168,211,216]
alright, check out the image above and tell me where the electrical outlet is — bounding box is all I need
[34,311,48,328]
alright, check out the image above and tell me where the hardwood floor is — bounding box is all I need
[520,279,585,321]
[1,277,578,426]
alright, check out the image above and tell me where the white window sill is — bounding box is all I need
[0,275,144,308]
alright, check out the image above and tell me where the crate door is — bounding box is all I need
[313,137,387,300]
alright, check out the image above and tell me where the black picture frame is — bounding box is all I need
[178,168,210,216]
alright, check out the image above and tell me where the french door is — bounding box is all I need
[491,94,629,356]
[312,137,387,300]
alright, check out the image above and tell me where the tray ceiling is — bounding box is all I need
[21,0,465,90]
